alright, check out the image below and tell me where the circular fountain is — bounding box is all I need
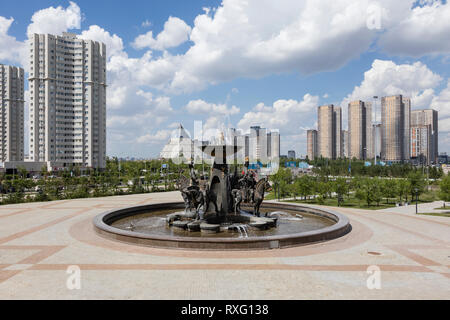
[93,142,351,250]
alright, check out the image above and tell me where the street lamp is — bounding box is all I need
[414,187,419,214]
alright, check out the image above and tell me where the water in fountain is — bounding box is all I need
[235,224,249,238]
[236,225,243,238]
[269,211,303,221]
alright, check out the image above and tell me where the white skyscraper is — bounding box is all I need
[29,32,107,169]
[0,64,24,162]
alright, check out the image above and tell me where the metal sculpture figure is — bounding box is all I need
[253,178,272,217]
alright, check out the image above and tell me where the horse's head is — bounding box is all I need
[264,179,273,192]
[256,178,272,193]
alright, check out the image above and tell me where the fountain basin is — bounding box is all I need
[93,202,351,251]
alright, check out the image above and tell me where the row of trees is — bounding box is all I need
[270,168,448,207]
[0,156,448,207]
[303,158,444,179]
[0,158,207,205]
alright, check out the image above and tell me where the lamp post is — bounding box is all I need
[373,96,379,166]
[414,187,419,214]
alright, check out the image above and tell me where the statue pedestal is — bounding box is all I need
[206,167,233,216]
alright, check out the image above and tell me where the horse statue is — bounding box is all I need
[253,178,272,217]
[177,173,219,220]
[177,175,201,219]
[231,188,243,215]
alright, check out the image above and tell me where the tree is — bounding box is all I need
[333,177,349,206]
[383,179,398,204]
[372,178,383,206]
[315,181,331,204]
[270,168,292,200]
[439,175,450,208]
[397,179,410,203]
[407,172,426,201]
[295,175,313,201]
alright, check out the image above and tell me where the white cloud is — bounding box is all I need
[342,59,442,108]
[70,1,450,97]
[431,80,450,119]
[80,25,124,59]
[379,1,450,57]
[26,1,81,37]
[238,94,319,135]
[137,130,172,144]
[0,16,25,65]
[185,99,240,116]
[133,16,191,51]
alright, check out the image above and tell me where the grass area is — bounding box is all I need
[418,212,450,217]
[284,197,397,210]
[418,189,440,202]
[266,189,439,211]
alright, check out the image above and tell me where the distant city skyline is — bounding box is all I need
[307,94,441,164]
[0,1,450,159]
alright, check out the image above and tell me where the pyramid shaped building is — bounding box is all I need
[159,124,194,160]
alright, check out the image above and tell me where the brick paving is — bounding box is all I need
[0,192,448,299]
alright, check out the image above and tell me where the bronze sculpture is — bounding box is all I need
[169,141,277,234]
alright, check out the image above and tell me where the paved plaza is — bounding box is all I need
[0,191,448,299]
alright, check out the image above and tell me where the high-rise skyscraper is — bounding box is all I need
[318,105,334,159]
[29,32,107,169]
[342,130,349,158]
[372,124,382,161]
[334,106,343,158]
[348,100,373,160]
[318,105,342,159]
[381,95,411,162]
[411,109,438,164]
[307,129,318,161]
[267,130,280,161]
[0,64,24,162]
[249,126,267,162]
[411,125,430,165]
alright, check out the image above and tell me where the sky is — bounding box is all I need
[1,0,450,158]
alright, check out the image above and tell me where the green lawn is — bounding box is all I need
[418,212,450,217]
[418,189,440,202]
[265,189,439,211]
[284,197,397,210]
[434,205,449,210]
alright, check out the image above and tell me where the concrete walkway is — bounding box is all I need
[377,200,449,215]
[0,192,448,299]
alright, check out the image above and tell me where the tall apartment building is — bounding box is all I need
[372,124,382,161]
[249,126,267,162]
[342,130,349,158]
[411,109,438,164]
[307,129,318,161]
[267,130,280,161]
[28,32,107,169]
[381,95,411,162]
[335,106,343,158]
[0,64,24,162]
[411,125,430,165]
[218,126,279,164]
[318,105,342,159]
[348,100,373,160]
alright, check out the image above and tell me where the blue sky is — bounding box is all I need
[1,0,450,158]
